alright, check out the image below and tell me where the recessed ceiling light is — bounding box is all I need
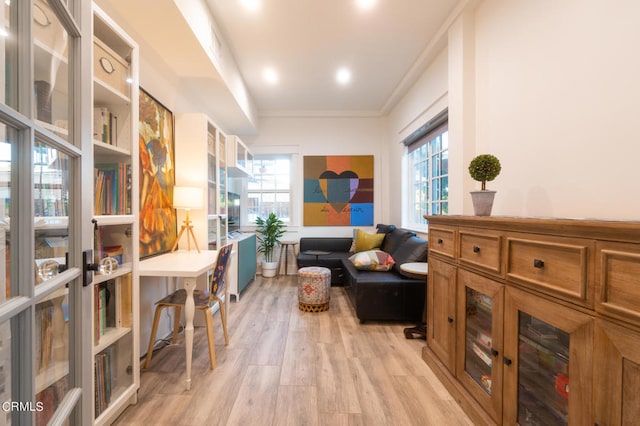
[336,67,352,85]
[263,67,278,85]
[356,0,376,10]
[240,0,261,12]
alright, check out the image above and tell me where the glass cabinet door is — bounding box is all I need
[207,128,217,216]
[504,287,594,425]
[516,312,569,425]
[33,0,70,141]
[457,269,504,423]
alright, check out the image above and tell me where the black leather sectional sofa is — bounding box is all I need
[296,226,428,323]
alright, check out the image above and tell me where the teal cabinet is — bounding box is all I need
[228,233,256,300]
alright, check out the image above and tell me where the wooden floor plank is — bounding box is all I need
[273,385,318,426]
[226,364,281,425]
[114,275,472,426]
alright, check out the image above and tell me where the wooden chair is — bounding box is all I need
[144,243,233,369]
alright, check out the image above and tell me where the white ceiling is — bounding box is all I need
[96,0,461,134]
[205,0,460,115]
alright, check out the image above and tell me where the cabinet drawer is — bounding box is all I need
[458,228,502,275]
[596,242,640,325]
[506,235,592,306]
[429,226,456,258]
[94,37,130,98]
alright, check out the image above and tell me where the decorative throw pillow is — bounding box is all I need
[349,250,396,271]
[354,229,385,253]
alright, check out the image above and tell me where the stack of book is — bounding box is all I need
[94,163,131,215]
[93,107,118,145]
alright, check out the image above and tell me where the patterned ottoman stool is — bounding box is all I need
[297,266,331,312]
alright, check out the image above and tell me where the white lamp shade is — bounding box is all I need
[173,186,203,210]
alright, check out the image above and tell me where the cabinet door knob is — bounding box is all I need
[447,317,454,323]
[533,259,545,268]
[503,357,512,366]
[473,245,481,253]
[437,238,444,244]
[491,348,499,357]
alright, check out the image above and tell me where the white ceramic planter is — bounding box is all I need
[470,190,496,216]
[261,261,278,278]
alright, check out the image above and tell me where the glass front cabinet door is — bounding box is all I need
[503,287,593,425]
[457,270,504,424]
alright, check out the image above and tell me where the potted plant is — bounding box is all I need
[255,212,286,277]
[468,154,502,216]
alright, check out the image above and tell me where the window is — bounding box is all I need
[248,155,292,223]
[404,111,449,228]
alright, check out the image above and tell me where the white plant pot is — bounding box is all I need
[261,261,278,278]
[470,190,496,216]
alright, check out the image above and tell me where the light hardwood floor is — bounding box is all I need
[114,275,473,426]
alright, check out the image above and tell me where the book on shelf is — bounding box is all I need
[94,163,131,215]
[119,274,133,328]
[99,284,107,337]
[95,279,117,343]
[93,107,118,146]
[35,300,54,373]
[94,284,100,345]
[94,347,115,417]
[36,375,68,426]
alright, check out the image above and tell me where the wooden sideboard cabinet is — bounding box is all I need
[423,216,640,426]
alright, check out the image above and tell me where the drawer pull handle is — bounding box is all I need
[504,357,512,366]
[473,245,481,253]
[447,317,454,324]
[491,348,499,357]
[437,238,443,244]
[533,259,545,268]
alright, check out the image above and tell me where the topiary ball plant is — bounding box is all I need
[468,154,501,190]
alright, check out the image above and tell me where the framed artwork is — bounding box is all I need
[138,88,177,258]
[303,155,374,226]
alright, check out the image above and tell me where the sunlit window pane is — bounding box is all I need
[249,156,292,224]
[407,129,448,224]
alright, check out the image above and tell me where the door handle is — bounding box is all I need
[83,250,99,287]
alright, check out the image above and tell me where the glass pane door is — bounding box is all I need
[464,287,494,394]
[517,313,569,425]
[33,0,70,141]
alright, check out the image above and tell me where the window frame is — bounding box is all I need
[247,154,292,225]
[403,111,449,230]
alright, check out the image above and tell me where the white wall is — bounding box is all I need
[386,49,449,226]
[389,0,640,221]
[244,115,388,239]
[473,0,640,219]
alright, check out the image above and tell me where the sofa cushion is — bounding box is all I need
[392,235,428,275]
[381,228,416,255]
[299,237,353,253]
[354,229,385,253]
[348,250,395,271]
[375,223,396,234]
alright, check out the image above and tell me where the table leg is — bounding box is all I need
[284,246,289,276]
[276,245,285,278]
[183,277,196,390]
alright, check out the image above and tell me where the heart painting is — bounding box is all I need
[303,155,374,226]
[318,170,359,214]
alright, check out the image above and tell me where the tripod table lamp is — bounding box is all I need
[170,186,203,253]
